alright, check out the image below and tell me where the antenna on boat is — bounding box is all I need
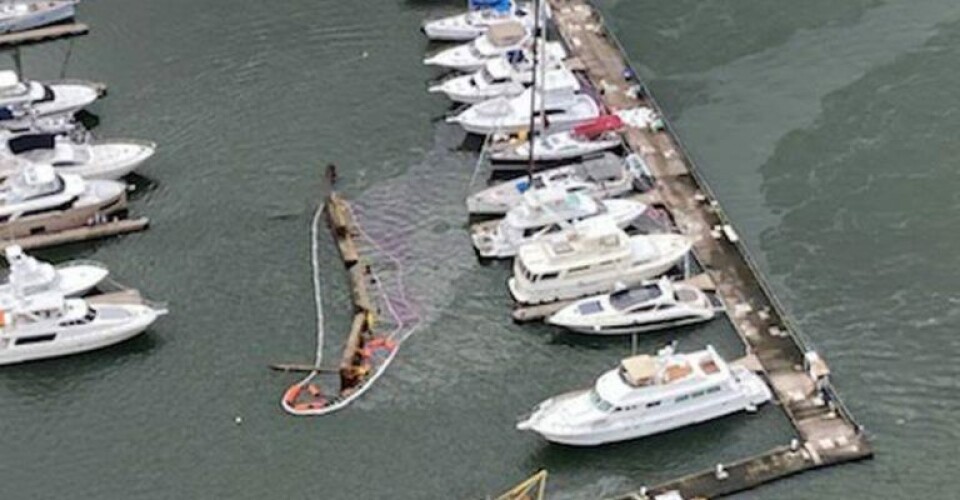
[524,0,543,184]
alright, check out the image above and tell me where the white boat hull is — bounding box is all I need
[524,384,768,446]
[0,1,76,34]
[0,305,161,366]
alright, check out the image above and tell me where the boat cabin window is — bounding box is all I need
[37,86,55,104]
[15,334,56,345]
[539,272,559,281]
[609,285,662,311]
[646,400,661,408]
[547,173,569,182]
[588,390,613,412]
[675,394,689,403]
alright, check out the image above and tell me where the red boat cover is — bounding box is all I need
[573,115,624,137]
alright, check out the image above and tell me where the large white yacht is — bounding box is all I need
[1,132,156,180]
[508,218,691,304]
[423,21,529,73]
[421,1,539,42]
[547,277,716,335]
[0,245,107,308]
[0,163,127,238]
[466,153,640,216]
[448,71,600,135]
[0,71,100,125]
[0,290,166,365]
[471,190,646,259]
[0,0,77,34]
[516,345,773,446]
[489,115,623,162]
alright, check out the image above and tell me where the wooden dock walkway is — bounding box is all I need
[0,23,89,49]
[544,0,872,497]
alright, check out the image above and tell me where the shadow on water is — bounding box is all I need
[0,333,162,396]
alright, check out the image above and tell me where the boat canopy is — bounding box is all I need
[575,154,624,181]
[621,355,656,385]
[487,21,526,47]
[469,0,512,13]
[574,115,623,137]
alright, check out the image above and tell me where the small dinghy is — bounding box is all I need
[466,153,641,216]
[516,344,772,446]
[422,0,539,42]
[508,218,691,304]
[471,189,647,258]
[489,115,624,162]
[0,245,107,308]
[423,21,529,73]
[1,132,155,180]
[547,277,716,335]
[448,71,600,135]
[0,0,77,35]
[0,70,100,127]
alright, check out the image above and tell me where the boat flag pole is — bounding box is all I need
[525,0,542,183]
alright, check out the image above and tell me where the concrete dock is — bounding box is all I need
[542,0,872,497]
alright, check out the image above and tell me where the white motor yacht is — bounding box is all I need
[508,218,691,304]
[0,245,107,307]
[516,345,773,446]
[0,163,126,232]
[547,277,716,335]
[0,0,77,34]
[471,190,646,259]
[423,21,529,73]
[448,71,600,135]
[466,153,640,216]
[0,290,166,365]
[1,132,155,180]
[489,115,623,162]
[422,1,539,42]
[429,55,571,104]
[0,70,100,126]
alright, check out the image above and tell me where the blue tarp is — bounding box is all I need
[469,0,511,13]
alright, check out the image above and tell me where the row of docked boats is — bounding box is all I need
[0,70,154,241]
[0,5,167,366]
[422,1,771,446]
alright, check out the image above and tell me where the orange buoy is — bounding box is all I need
[283,385,303,406]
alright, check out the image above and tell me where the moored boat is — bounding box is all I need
[0,71,100,127]
[447,70,600,135]
[1,132,155,180]
[516,344,772,445]
[0,290,166,366]
[423,21,530,73]
[547,277,716,335]
[0,0,77,35]
[422,0,539,42]
[507,217,691,304]
[0,245,107,307]
[488,115,623,162]
[0,163,128,240]
[466,153,640,216]
[471,189,646,258]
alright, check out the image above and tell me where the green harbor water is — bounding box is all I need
[1,0,958,498]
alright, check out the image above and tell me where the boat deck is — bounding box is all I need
[543,0,872,497]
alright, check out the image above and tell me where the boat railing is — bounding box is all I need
[578,0,868,431]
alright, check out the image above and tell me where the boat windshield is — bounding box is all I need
[609,284,662,311]
[589,389,613,412]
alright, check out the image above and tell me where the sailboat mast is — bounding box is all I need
[525,0,542,182]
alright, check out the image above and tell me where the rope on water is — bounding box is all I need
[310,204,326,365]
